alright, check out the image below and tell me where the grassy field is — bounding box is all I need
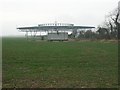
[2,37,118,88]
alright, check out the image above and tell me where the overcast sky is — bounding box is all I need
[0,0,119,36]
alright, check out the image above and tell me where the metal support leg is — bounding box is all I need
[25,31,28,40]
[33,30,37,41]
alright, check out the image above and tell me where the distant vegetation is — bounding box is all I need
[71,8,119,40]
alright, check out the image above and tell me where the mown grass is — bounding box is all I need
[2,37,118,88]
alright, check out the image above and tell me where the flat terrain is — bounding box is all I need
[2,37,118,88]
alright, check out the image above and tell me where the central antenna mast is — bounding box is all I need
[55,21,58,33]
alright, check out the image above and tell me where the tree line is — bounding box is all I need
[71,7,120,40]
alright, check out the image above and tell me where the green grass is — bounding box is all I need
[2,37,118,88]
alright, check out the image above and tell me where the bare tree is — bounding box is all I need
[105,8,118,39]
[117,1,120,39]
[98,7,119,39]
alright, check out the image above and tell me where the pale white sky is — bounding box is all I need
[0,0,119,36]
